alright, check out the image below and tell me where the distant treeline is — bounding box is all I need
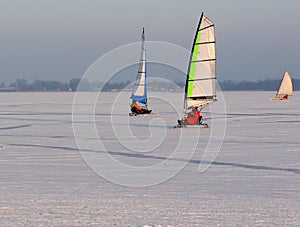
[220,79,300,91]
[0,78,131,92]
[1,78,300,92]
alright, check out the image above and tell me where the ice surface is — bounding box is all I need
[0,91,299,226]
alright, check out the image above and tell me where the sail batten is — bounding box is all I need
[189,77,217,81]
[195,41,216,45]
[191,59,216,63]
[199,25,214,31]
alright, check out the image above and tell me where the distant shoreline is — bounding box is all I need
[2,78,300,92]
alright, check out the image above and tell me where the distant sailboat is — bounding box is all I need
[174,12,217,128]
[269,70,293,101]
[129,28,152,116]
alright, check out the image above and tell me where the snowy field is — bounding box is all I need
[0,91,299,226]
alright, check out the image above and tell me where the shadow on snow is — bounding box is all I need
[7,143,300,175]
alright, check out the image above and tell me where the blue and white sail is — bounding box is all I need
[131,28,147,105]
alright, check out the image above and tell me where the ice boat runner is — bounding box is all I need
[174,12,217,128]
[269,70,293,101]
[129,28,152,116]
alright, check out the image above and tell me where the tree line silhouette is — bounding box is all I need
[0,78,299,92]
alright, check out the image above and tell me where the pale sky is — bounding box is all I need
[0,0,299,83]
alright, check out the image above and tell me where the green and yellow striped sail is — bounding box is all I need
[185,13,217,108]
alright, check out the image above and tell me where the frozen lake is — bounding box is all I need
[0,91,299,226]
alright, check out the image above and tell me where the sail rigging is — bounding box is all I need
[131,28,147,105]
[184,12,217,110]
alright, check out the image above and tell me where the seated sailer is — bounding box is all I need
[130,100,151,115]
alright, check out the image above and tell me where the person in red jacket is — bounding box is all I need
[178,106,202,126]
[282,94,288,100]
[187,107,200,124]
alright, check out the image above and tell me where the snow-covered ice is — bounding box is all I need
[0,91,299,226]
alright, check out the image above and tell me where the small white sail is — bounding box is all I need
[270,70,293,100]
[276,70,293,97]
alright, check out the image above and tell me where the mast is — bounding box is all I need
[142,27,147,107]
[184,13,204,111]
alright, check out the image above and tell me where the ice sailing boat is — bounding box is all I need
[174,12,217,128]
[129,28,152,116]
[269,70,293,101]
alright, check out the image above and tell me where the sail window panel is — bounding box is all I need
[195,43,215,62]
[200,16,215,43]
[190,79,215,97]
[188,60,216,97]
[199,26,215,44]
[202,16,214,30]
[192,60,216,81]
